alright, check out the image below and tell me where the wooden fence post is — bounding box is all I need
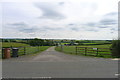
[24,47,26,55]
[76,47,77,55]
[40,46,41,51]
[38,46,39,51]
[85,47,87,56]
[61,45,63,52]
[10,46,13,54]
[10,46,13,48]
[96,48,99,56]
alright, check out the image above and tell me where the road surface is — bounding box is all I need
[2,46,119,78]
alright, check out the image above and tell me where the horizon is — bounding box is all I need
[0,37,113,40]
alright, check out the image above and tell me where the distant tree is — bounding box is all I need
[29,38,44,46]
[28,38,55,46]
[10,39,17,42]
[76,41,83,45]
[4,39,9,42]
[70,40,75,45]
[76,41,80,43]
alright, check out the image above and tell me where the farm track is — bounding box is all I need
[2,46,119,78]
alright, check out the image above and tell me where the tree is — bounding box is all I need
[70,40,75,45]
[110,39,120,57]
[75,41,83,45]
[29,38,44,46]
[28,38,55,46]
[4,39,9,42]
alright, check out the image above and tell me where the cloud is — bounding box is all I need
[7,22,38,33]
[98,26,108,28]
[7,22,65,33]
[95,12,118,29]
[59,2,65,5]
[86,29,98,32]
[68,23,75,26]
[40,26,63,31]
[84,22,96,27]
[100,19,117,25]
[105,12,118,16]
[68,23,99,32]
[2,1,118,40]
[110,32,114,33]
[83,12,117,29]
[8,22,27,27]
[19,27,38,33]
[34,3,65,20]
[110,28,116,30]
[70,27,79,31]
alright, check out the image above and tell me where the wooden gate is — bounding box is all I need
[76,47,111,57]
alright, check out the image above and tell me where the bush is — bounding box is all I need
[110,39,120,57]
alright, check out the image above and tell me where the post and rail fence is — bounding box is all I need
[75,47,112,57]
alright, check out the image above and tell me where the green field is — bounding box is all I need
[55,44,112,58]
[2,42,30,48]
[61,43,69,45]
[18,46,50,56]
[1,42,51,58]
[82,43,110,45]
[76,44,112,48]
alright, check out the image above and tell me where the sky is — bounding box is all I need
[0,0,119,40]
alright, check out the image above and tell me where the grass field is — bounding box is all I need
[1,42,51,58]
[82,43,111,45]
[18,46,50,56]
[2,42,30,48]
[61,43,69,45]
[55,44,112,58]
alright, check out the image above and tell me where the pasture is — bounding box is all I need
[1,42,51,58]
[2,42,30,48]
[18,46,50,56]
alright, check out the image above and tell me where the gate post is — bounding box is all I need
[61,45,63,52]
[96,48,99,56]
[38,46,39,51]
[85,47,87,56]
[76,47,77,55]
[24,47,26,55]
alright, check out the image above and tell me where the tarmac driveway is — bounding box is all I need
[2,46,119,78]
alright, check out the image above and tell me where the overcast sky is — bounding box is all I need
[0,0,119,40]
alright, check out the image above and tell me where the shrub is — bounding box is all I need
[110,39,120,57]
